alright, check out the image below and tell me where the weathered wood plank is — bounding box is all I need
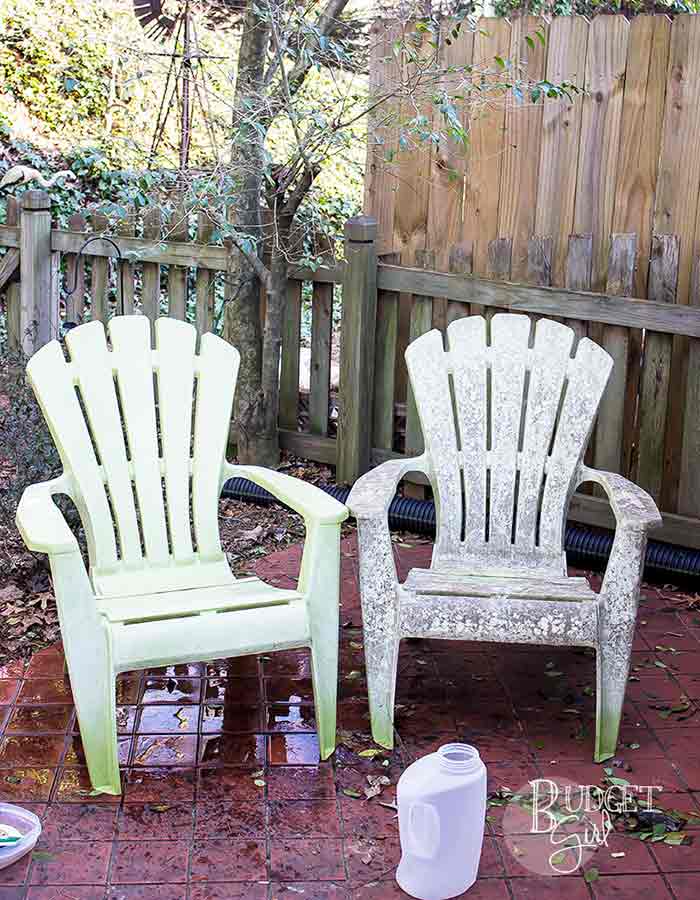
[534,16,588,285]
[679,257,700,516]
[338,217,378,482]
[564,233,592,343]
[116,208,135,315]
[195,211,215,338]
[64,212,87,325]
[527,236,553,287]
[446,241,472,326]
[613,15,671,298]
[20,192,55,352]
[404,294,434,455]
[4,199,21,351]
[463,17,511,276]
[592,234,636,475]
[428,20,474,273]
[373,287,398,451]
[364,19,403,257]
[279,278,302,432]
[141,206,162,330]
[0,224,19,248]
[50,229,228,270]
[499,16,548,282]
[0,248,19,292]
[309,281,333,436]
[88,212,109,324]
[574,15,629,292]
[376,263,700,336]
[637,235,679,499]
[654,14,700,306]
[167,201,189,320]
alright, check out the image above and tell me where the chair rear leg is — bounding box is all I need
[65,637,121,795]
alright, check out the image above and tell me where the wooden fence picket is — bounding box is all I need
[65,212,87,325]
[141,205,162,330]
[88,212,109,324]
[637,235,679,498]
[309,282,333,436]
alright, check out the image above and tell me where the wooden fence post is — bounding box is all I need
[20,190,57,354]
[337,216,378,484]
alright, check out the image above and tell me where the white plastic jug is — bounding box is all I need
[396,743,487,900]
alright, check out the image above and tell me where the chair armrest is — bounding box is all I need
[577,465,662,533]
[223,464,348,526]
[347,455,430,520]
[16,477,79,556]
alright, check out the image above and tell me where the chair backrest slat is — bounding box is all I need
[539,337,613,550]
[447,316,488,546]
[27,339,118,570]
[515,319,574,551]
[154,318,197,562]
[193,332,240,559]
[405,314,613,575]
[108,316,169,563]
[488,314,530,548]
[405,329,462,558]
[65,322,143,567]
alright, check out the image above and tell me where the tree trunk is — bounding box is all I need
[225,5,272,465]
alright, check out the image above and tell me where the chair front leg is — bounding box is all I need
[300,522,342,760]
[50,551,121,795]
[595,526,647,763]
[356,517,401,750]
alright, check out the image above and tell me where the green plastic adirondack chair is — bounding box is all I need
[16,315,348,795]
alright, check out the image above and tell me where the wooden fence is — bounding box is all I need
[3,197,700,547]
[365,13,700,535]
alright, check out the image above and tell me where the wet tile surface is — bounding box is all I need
[0,537,699,897]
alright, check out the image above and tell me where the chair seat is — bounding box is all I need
[402,568,596,603]
[98,576,301,624]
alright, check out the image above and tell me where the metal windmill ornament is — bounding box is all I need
[131,0,235,171]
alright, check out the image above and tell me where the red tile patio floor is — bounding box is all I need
[1,534,699,898]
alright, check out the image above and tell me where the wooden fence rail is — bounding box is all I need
[2,199,700,547]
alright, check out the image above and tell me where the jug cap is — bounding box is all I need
[437,743,482,775]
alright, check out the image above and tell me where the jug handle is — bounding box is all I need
[408,801,441,860]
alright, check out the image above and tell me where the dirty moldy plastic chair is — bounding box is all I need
[348,313,662,763]
[16,315,348,795]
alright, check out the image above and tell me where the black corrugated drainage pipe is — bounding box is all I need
[222,477,700,585]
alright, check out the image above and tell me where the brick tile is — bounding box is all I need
[54,767,121,803]
[667,873,700,900]
[509,876,591,899]
[189,839,266,882]
[122,767,195,803]
[190,885,266,900]
[27,889,106,900]
[0,767,56,801]
[199,704,261,734]
[194,800,265,838]
[116,803,194,840]
[108,888,186,900]
[0,735,66,767]
[110,841,189,884]
[6,705,73,734]
[198,734,265,766]
[41,803,118,842]
[140,678,201,705]
[203,678,260,705]
[591,874,674,898]
[132,735,197,767]
[0,854,31,886]
[266,765,335,800]
[271,885,349,900]
[137,705,199,734]
[29,841,111,884]
[269,800,341,837]
[0,682,20,705]
[17,679,73,705]
[271,838,345,882]
[197,766,264,803]
[345,833,400,882]
[269,733,320,765]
